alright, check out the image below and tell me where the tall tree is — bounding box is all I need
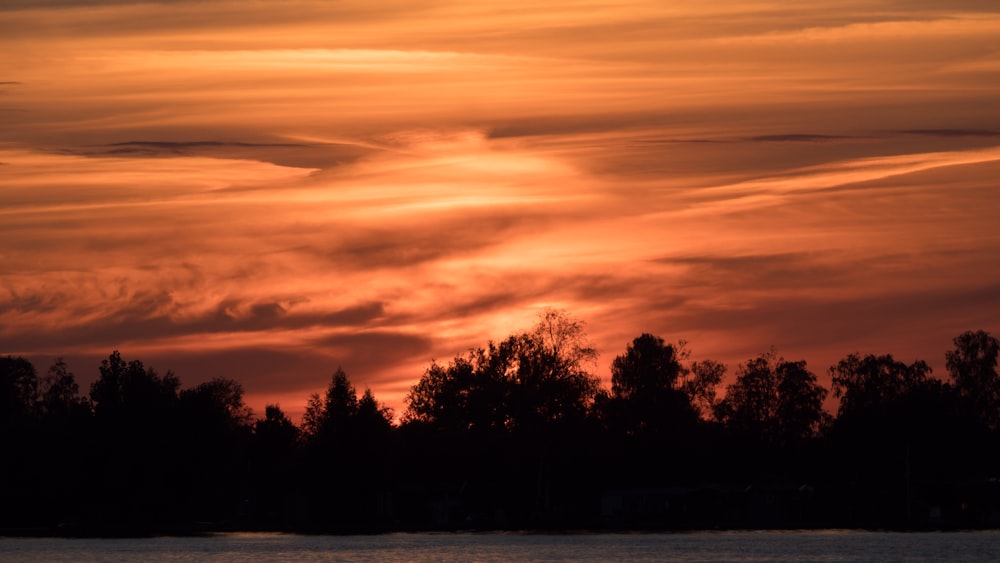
[302,367,394,446]
[0,355,39,424]
[299,368,394,529]
[507,309,600,430]
[607,334,699,435]
[357,388,394,434]
[85,352,184,525]
[403,341,513,431]
[946,329,1000,429]
[176,377,253,521]
[254,404,299,448]
[249,404,300,527]
[180,377,253,431]
[774,359,829,443]
[404,309,601,432]
[715,348,827,444]
[611,333,686,401]
[38,358,89,418]
[829,353,931,420]
[683,359,726,419]
[302,367,360,440]
[90,350,179,420]
[828,351,970,528]
[401,310,602,521]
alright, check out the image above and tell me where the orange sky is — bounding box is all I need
[2,0,1000,419]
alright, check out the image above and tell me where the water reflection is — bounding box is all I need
[1,531,999,562]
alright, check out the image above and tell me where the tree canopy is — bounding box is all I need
[830,352,931,420]
[714,348,827,444]
[404,309,600,432]
[946,329,1000,428]
[2,323,999,533]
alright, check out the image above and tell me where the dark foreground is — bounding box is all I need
[4,327,1000,535]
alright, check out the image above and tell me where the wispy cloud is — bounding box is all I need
[899,129,1000,137]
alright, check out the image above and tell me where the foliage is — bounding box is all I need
[0,355,40,423]
[403,309,600,431]
[507,309,600,428]
[403,341,512,430]
[684,358,726,418]
[610,333,686,400]
[829,352,931,419]
[946,329,1000,428]
[605,334,706,435]
[2,355,90,424]
[255,403,299,444]
[303,367,393,442]
[90,350,180,420]
[39,358,90,418]
[180,377,253,430]
[6,324,1000,532]
[714,348,828,444]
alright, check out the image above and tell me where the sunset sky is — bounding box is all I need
[2,0,999,418]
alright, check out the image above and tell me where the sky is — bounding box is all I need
[2,0,1000,419]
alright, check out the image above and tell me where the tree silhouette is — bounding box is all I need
[90,350,180,420]
[946,329,1000,429]
[827,351,976,528]
[177,377,253,522]
[403,341,513,431]
[611,333,685,400]
[302,392,325,439]
[249,404,300,528]
[403,356,472,428]
[683,358,726,419]
[830,353,931,420]
[357,388,394,434]
[400,309,603,524]
[254,403,299,447]
[85,351,186,526]
[606,333,699,436]
[299,367,394,529]
[0,355,39,423]
[38,358,90,419]
[507,309,600,430]
[715,348,827,444]
[505,310,603,519]
[0,356,42,527]
[302,367,363,441]
[404,309,600,432]
[33,359,92,528]
[180,377,253,430]
[8,317,1000,532]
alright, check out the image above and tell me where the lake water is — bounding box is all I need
[2,530,999,562]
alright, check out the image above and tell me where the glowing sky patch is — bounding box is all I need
[2,0,999,418]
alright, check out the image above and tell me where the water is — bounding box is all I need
[1,530,999,562]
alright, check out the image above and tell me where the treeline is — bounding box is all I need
[2,310,1000,534]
